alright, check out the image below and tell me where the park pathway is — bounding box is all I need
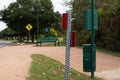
[0,44,120,80]
[0,40,12,48]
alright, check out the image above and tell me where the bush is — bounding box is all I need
[50,28,58,37]
[76,30,91,46]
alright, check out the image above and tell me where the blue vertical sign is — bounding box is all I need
[45,27,49,33]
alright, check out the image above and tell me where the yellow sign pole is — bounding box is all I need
[25,24,33,43]
[26,24,33,31]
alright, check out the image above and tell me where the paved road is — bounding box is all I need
[0,44,120,80]
[0,40,12,48]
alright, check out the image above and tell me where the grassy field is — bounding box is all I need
[77,46,120,57]
[26,54,104,80]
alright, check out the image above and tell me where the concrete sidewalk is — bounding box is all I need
[0,44,120,80]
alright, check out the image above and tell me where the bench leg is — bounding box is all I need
[58,40,59,46]
[54,42,56,46]
[40,42,42,46]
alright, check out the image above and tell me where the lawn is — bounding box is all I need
[97,47,120,57]
[26,54,104,80]
[77,46,120,57]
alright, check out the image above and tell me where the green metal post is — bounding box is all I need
[91,0,95,80]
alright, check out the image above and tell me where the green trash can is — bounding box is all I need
[83,44,96,72]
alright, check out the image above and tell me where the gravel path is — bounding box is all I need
[0,44,120,80]
[0,40,12,48]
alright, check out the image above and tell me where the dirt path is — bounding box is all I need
[0,44,120,80]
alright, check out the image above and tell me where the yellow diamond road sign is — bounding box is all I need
[26,24,33,31]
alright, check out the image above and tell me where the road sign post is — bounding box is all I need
[26,24,33,43]
[65,11,72,80]
[26,24,33,31]
[28,30,30,43]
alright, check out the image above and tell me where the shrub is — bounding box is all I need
[50,28,58,37]
[76,30,91,46]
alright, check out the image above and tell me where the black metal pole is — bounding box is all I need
[91,0,95,80]
[36,8,39,46]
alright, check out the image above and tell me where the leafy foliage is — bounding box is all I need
[50,28,58,37]
[0,27,16,38]
[96,0,120,51]
[0,0,61,42]
[70,0,120,51]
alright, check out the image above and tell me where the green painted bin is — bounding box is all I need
[83,44,96,72]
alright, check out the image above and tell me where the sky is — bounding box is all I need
[0,0,70,31]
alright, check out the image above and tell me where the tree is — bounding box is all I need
[51,11,61,30]
[0,0,57,42]
[69,0,91,45]
[0,27,16,39]
[95,0,120,51]
[72,0,90,31]
[69,0,120,51]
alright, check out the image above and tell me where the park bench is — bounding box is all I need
[38,37,59,46]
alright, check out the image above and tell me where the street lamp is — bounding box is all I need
[36,7,39,46]
[33,1,40,46]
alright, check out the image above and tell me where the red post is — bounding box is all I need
[62,13,68,30]
[71,31,76,47]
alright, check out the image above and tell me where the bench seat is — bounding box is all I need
[38,37,59,46]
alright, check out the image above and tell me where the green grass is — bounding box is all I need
[97,47,120,57]
[26,54,104,80]
[76,46,120,57]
